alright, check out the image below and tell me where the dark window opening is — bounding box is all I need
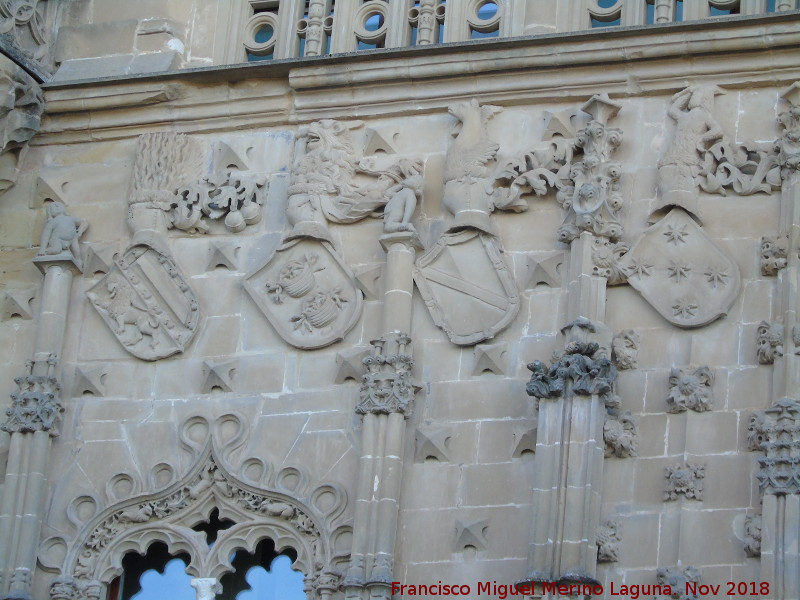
[218,538,303,600]
[192,508,235,547]
[107,543,193,600]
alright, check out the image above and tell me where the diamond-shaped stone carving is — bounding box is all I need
[353,263,383,301]
[206,241,239,271]
[83,243,117,275]
[454,518,489,552]
[512,425,537,458]
[201,360,236,393]
[1,286,36,320]
[73,365,107,397]
[471,342,508,376]
[414,425,452,463]
[334,346,371,384]
[522,253,563,289]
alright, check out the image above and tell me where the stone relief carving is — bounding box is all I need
[612,329,640,370]
[526,341,618,406]
[54,416,350,600]
[748,397,800,495]
[87,133,201,361]
[1,356,63,436]
[619,208,741,328]
[246,120,422,349]
[497,94,625,245]
[666,366,714,413]
[37,201,87,269]
[0,0,51,67]
[756,321,784,364]
[414,100,521,346]
[356,331,417,416]
[166,170,266,234]
[664,462,705,501]
[596,518,620,563]
[775,82,800,179]
[744,514,762,558]
[619,86,743,328]
[760,234,789,276]
[591,237,629,285]
[656,566,701,600]
[453,518,489,552]
[0,55,42,192]
[604,411,637,458]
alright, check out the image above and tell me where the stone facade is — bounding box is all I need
[1,2,799,600]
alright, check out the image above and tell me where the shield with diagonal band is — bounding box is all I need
[414,230,519,345]
[87,244,200,360]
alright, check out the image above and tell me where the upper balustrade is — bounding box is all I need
[238,0,798,63]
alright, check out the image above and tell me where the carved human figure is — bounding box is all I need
[383,174,423,233]
[38,201,87,259]
[657,85,725,217]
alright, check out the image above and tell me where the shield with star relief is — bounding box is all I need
[618,207,740,328]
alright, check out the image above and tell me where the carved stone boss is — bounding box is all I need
[0,200,85,600]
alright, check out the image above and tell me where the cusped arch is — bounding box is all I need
[56,443,348,599]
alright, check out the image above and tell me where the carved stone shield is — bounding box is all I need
[618,207,740,328]
[87,244,200,360]
[244,238,363,349]
[414,230,519,345]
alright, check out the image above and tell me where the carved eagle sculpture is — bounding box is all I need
[444,99,503,182]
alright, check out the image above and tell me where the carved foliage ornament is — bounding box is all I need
[744,514,762,558]
[756,321,784,365]
[775,82,800,179]
[604,411,637,458]
[761,234,788,276]
[656,566,702,600]
[666,366,714,413]
[1,372,63,436]
[0,0,49,63]
[526,341,617,406]
[748,397,800,495]
[596,519,620,563]
[0,55,42,192]
[612,329,640,370]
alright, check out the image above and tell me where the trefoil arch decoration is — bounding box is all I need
[50,441,351,600]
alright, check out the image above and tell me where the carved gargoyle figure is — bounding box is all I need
[37,201,87,265]
[666,366,714,413]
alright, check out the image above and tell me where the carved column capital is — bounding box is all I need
[356,331,417,417]
[1,373,63,437]
[525,341,617,404]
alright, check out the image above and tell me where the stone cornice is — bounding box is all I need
[37,11,800,144]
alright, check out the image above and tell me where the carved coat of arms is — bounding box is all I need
[244,237,363,349]
[414,100,522,345]
[618,208,740,327]
[88,244,200,360]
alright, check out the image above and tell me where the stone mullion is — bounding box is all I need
[346,233,419,600]
[275,0,307,59]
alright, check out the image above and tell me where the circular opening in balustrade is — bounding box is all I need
[364,12,384,32]
[476,0,498,21]
[254,23,274,43]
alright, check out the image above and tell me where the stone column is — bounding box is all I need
[522,95,623,588]
[345,231,420,600]
[749,82,800,600]
[0,204,85,600]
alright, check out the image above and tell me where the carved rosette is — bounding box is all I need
[666,366,714,413]
[664,462,705,501]
[748,397,800,495]
[1,373,63,436]
[356,332,417,417]
[526,341,617,405]
[556,94,624,243]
